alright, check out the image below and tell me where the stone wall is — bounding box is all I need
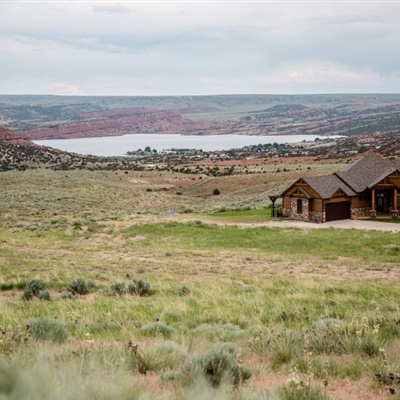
[289,198,309,221]
[351,207,371,219]
[309,211,324,223]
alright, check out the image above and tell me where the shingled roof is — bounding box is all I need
[335,153,400,193]
[282,153,400,199]
[303,175,356,199]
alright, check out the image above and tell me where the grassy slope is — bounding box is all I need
[0,163,339,221]
[1,166,400,399]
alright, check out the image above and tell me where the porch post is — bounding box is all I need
[394,188,398,218]
[370,188,376,218]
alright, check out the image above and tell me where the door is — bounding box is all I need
[325,202,351,221]
[377,194,384,213]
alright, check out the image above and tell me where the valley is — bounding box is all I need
[1,94,400,141]
[1,94,400,400]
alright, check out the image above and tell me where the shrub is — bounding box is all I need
[28,317,68,343]
[37,289,51,301]
[0,283,15,291]
[110,282,126,296]
[281,367,330,400]
[270,330,303,369]
[71,219,83,230]
[59,292,74,300]
[22,279,48,301]
[280,383,330,400]
[67,278,91,295]
[140,322,174,338]
[213,188,220,195]
[87,221,99,233]
[191,323,247,342]
[163,310,182,323]
[187,343,252,388]
[106,225,114,234]
[178,285,191,296]
[128,278,150,296]
[144,341,188,371]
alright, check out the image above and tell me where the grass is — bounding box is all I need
[205,208,275,223]
[1,165,400,399]
[370,218,400,224]
[0,164,339,223]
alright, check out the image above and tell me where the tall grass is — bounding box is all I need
[1,220,400,399]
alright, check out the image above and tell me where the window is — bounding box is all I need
[297,199,303,214]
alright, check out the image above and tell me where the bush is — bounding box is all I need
[213,188,220,195]
[140,323,174,338]
[87,221,99,233]
[37,289,51,301]
[280,385,330,400]
[110,282,126,296]
[22,279,49,301]
[59,292,74,300]
[0,283,15,291]
[191,323,247,342]
[128,278,150,296]
[144,341,188,371]
[281,367,330,400]
[67,278,92,295]
[178,285,191,296]
[187,343,252,388]
[28,317,68,343]
[71,219,83,230]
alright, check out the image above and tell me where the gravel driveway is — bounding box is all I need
[266,219,400,232]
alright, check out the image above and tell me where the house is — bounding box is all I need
[281,153,400,223]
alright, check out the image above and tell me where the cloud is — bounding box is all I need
[0,1,399,95]
[92,3,132,14]
[48,81,82,96]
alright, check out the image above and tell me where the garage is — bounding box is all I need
[325,202,351,222]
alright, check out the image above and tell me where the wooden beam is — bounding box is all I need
[395,188,398,211]
[371,188,375,211]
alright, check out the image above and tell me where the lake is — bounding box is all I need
[34,134,335,157]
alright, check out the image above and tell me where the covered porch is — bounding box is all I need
[370,187,399,219]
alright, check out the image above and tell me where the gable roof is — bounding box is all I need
[335,153,400,193]
[367,167,400,188]
[303,175,356,199]
[282,153,400,200]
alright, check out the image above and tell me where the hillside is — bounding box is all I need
[0,126,35,146]
[1,94,400,140]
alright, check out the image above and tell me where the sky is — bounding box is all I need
[0,0,399,96]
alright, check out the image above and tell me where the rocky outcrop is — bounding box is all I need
[1,95,400,140]
[0,126,35,146]
[19,108,221,140]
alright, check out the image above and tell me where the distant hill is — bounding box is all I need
[1,94,400,139]
[0,125,85,171]
[0,126,34,146]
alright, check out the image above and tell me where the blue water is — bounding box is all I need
[34,133,335,157]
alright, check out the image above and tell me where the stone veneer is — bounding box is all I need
[309,211,324,223]
[351,207,371,219]
[288,198,309,221]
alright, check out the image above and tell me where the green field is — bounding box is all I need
[1,168,400,399]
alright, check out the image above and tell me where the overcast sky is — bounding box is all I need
[1,1,399,96]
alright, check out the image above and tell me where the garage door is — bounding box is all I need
[326,202,351,222]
